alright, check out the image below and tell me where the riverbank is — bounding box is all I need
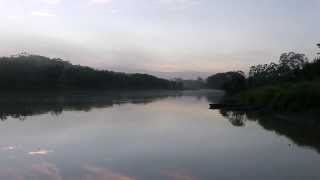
[238,80,320,112]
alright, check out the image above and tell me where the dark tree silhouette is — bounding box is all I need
[247,52,309,87]
[279,52,307,70]
[206,45,320,111]
[0,54,182,91]
[206,71,246,94]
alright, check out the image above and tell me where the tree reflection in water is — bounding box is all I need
[0,90,224,121]
[220,110,246,127]
[0,91,184,121]
[219,109,320,153]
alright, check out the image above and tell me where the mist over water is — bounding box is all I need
[0,0,319,179]
[0,90,319,180]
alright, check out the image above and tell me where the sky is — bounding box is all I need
[0,0,319,78]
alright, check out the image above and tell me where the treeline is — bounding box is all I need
[0,53,182,91]
[206,71,246,94]
[247,52,320,87]
[207,49,320,93]
[206,44,320,111]
[174,78,206,90]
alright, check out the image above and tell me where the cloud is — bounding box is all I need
[110,9,119,14]
[90,0,112,4]
[31,11,57,17]
[163,170,198,180]
[7,15,22,21]
[38,0,62,5]
[167,173,197,180]
[159,0,199,10]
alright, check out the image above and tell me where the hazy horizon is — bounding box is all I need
[0,0,319,78]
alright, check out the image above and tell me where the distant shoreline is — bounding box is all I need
[0,54,183,91]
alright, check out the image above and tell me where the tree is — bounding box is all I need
[206,71,246,94]
[303,44,320,79]
[279,52,308,71]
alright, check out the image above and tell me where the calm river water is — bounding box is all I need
[0,90,319,180]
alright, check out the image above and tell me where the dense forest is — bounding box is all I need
[174,77,206,90]
[0,53,182,91]
[206,44,320,111]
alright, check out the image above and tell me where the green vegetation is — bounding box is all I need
[239,81,320,111]
[206,71,246,94]
[206,44,320,112]
[0,53,182,91]
[174,77,206,90]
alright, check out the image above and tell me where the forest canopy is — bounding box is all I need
[0,53,182,91]
[206,44,320,111]
[207,49,320,93]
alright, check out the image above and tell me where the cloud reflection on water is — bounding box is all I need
[82,165,134,180]
[31,162,62,180]
[0,162,136,180]
[0,90,222,121]
[29,149,53,156]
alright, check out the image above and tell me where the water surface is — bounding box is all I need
[0,90,319,180]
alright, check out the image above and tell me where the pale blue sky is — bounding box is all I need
[0,0,319,77]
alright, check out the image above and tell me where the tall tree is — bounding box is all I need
[279,52,308,71]
[206,71,246,94]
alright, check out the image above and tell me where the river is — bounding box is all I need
[0,90,319,180]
